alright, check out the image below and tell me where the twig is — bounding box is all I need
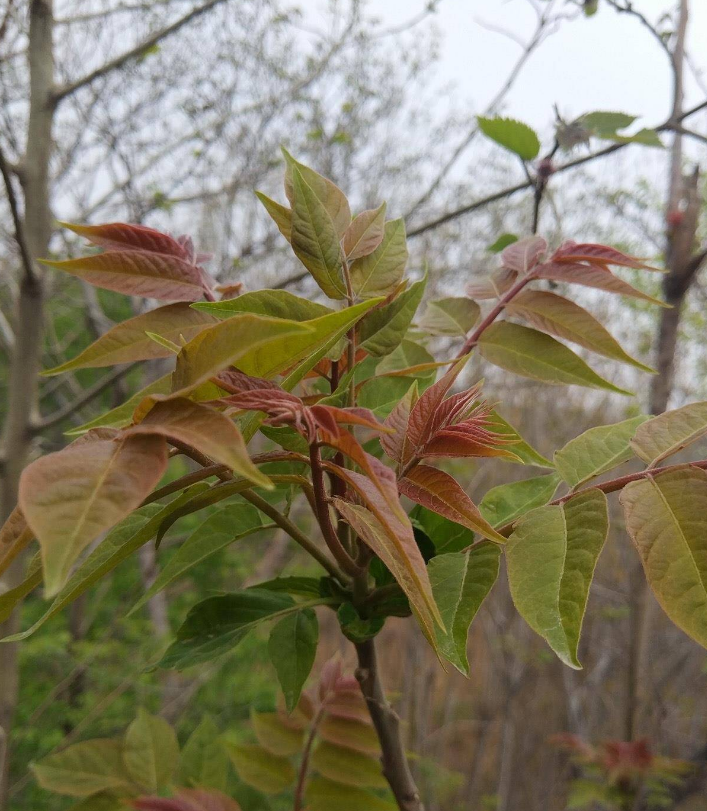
[0,142,36,286]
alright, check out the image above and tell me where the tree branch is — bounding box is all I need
[0,142,37,287]
[53,0,230,103]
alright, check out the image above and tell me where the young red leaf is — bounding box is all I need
[536,262,668,306]
[380,381,418,464]
[19,434,168,596]
[133,789,242,811]
[552,241,661,271]
[343,202,387,261]
[0,506,33,578]
[466,267,517,301]
[398,465,505,543]
[501,236,547,273]
[60,221,190,257]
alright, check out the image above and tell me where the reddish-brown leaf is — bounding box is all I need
[133,789,241,811]
[552,241,660,270]
[61,221,190,257]
[398,465,505,543]
[535,262,668,306]
[0,506,33,578]
[466,267,517,300]
[380,382,418,464]
[501,236,547,273]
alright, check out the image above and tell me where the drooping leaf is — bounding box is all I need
[506,290,654,372]
[123,709,179,792]
[343,203,387,261]
[306,777,395,811]
[358,276,426,357]
[19,434,168,597]
[399,466,505,543]
[477,116,541,160]
[290,165,346,299]
[268,608,318,713]
[126,398,271,488]
[129,504,266,615]
[192,289,332,322]
[350,218,408,299]
[32,740,133,798]
[2,487,208,642]
[630,402,707,466]
[310,742,387,788]
[225,742,295,794]
[179,717,229,792]
[42,251,208,301]
[501,236,547,273]
[479,472,561,528]
[536,263,668,306]
[478,322,632,395]
[620,468,707,648]
[255,192,292,242]
[428,545,501,674]
[555,415,649,487]
[419,297,480,337]
[506,489,609,667]
[44,304,216,375]
[250,711,303,757]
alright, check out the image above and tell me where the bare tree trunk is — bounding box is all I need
[0,3,54,807]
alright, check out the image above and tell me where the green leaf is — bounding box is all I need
[419,297,480,337]
[282,149,351,236]
[290,165,346,299]
[179,716,229,791]
[43,304,215,375]
[32,740,133,798]
[620,468,707,648]
[630,402,707,466]
[477,116,541,160]
[578,111,637,134]
[129,504,266,615]
[337,602,385,643]
[225,742,295,794]
[311,742,387,788]
[428,545,501,674]
[2,486,208,643]
[487,233,518,254]
[603,128,663,147]
[358,375,421,418]
[0,555,42,623]
[159,590,329,669]
[250,711,303,757]
[506,290,655,373]
[268,608,318,712]
[555,415,649,488]
[255,576,325,598]
[318,716,380,756]
[123,709,179,791]
[410,505,474,554]
[488,410,554,468]
[479,473,561,528]
[192,289,332,322]
[506,489,609,667]
[350,218,408,299]
[478,322,632,395]
[359,276,426,357]
[255,191,292,241]
[306,777,396,811]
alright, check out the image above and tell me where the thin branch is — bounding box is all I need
[0,142,36,286]
[53,0,230,103]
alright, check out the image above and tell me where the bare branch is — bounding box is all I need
[53,0,230,103]
[0,142,37,286]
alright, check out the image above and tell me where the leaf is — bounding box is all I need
[578,111,637,135]
[129,504,266,614]
[399,466,505,543]
[478,322,632,395]
[250,711,303,757]
[126,398,271,488]
[2,487,208,642]
[410,505,474,554]
[44,304,216,375]
[306,777,396,811]
[487,233,518,254]
[506,290,654,372]
[0,555,42,623]
[336,602,384,642]
[311,742,387,788]
[192,289,332,322]
[179,717,229,791]
[479,473,561,527]
[290,165,346,299]
[255,192,292,241]
[603,128,663,147]
[501,236,547,273]
[0,506,34,578]
[506,489,609,667]
[225,742,295,794]
[32,740,133,798]
[282,149,351,236]
[555,415,649,487]
[536,262,668,306]
[42,251,207,301]
[358,276,426,357]
[268,608,318,713]
[169,313,313,396]
[350,218,408,298]
[620,468,707,648]
[343,203,387,261]
[318,716,380,756]
[477,116,541,160]
[488,410,554,468]
[380,381,418,463]
[133,789,242,811]
[419,297,480,337]
[124,709,179,791]
[19,435,168,597]
[429,545,501,674]
[159,590,326,670]
[60,221,191,257]
[631,402,707,466]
